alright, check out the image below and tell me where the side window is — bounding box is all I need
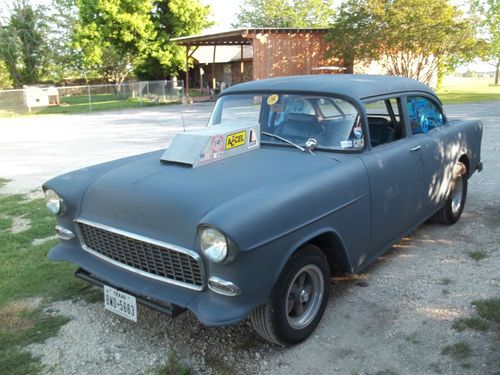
[407,96,445,135]
[365,98,404,147]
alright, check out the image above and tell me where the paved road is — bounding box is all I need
[0,103,214,194]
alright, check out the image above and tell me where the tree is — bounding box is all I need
[134,0,212,80]
[73,0,157,83]
[233,0,336,28]
[474,0,500,84]
[327,0,482,85]
[0,60,14,88]
[44,0,85,82]
[0,0,50,87]
[74,0,212,83]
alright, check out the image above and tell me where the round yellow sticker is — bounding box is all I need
[267,94,279,105]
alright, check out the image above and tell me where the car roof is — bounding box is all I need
[222,74,437,101]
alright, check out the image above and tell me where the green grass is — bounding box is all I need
[0,178,10,188]
[0,191,91,373]
[473,299,500,324]
[154,352,191,375]
[438,77,500,104]
[0,94,178,117]
[0,194,86,306]
[468,250,488,261]
[35,94,158,115]
[0,303,70,374]
[441,341,472,360]
[452,317,489,332]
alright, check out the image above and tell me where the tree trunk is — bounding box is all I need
[495,58,499,85]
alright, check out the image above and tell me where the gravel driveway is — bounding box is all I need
[1,101,499,375]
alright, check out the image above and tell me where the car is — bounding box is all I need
[43,74,483,345]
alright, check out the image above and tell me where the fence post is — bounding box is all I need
[87,84,92,112]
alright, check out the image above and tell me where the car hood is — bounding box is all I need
[79,147,339,249]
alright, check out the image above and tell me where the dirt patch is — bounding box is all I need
[0,299,42,333]
[10,216,31,234]
[32,235,58,246]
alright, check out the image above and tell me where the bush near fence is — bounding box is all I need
[0,80,184,116]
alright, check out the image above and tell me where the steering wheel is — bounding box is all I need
[419,114,429,133]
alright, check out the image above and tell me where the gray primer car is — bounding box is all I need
[43,75,483,345]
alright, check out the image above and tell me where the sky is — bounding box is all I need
[0,0,242,30]
[201,0,242,32]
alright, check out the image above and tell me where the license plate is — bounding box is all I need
[104,285,137,322]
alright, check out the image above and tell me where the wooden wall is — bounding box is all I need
[246,31,336,80]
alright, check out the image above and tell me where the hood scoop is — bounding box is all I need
[160,124,260,168]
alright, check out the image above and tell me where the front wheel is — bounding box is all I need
[250,244,330,345]
[433,162,468,224]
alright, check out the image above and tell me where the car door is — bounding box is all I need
[360,97,425,257]
[404,95,450,218]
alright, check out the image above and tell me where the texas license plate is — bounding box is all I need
[104,285,137,322]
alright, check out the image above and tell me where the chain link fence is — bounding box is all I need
[0,80,185,116]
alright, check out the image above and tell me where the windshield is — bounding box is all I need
[208,93,364,151]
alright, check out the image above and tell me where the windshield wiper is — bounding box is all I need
[261,132,305,152]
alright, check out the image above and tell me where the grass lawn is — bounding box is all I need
[438,76,500,104]
[0,93,177,117]
[0,188,93,373]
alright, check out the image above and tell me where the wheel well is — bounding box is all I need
[458,154,470,177]
[307,232,350,276]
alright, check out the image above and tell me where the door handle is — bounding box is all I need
[410,145,421,152]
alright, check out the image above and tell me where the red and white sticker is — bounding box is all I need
[212,135,225,158]
[248,128,259,148]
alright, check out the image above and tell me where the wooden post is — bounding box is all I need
[185,45,190,96]
[240,45,244,83]
[212,45,217,91]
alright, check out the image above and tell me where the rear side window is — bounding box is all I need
[407,96,445,135]
[365,98,403,147]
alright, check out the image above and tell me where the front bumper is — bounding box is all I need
[48,243,271,326]
[75,268,186,317]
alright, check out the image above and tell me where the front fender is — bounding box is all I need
[202,157,371,293]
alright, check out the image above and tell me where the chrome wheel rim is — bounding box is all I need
[451,176,464,215]
[285,264,324,330]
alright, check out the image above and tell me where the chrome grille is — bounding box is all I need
[77,221,204,290]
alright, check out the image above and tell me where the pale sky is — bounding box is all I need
[202,0,243,32]
[0,0,242,30]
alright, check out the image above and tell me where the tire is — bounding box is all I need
[250,244,330,345]
[432,162,468,224]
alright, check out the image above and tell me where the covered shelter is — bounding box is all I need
[173,28,339,96]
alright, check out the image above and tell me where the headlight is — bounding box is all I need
[44,189,62,215]
[200,227,228,263]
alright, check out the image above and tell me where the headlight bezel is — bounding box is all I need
[198,225,235,264]
[44,189,65,215]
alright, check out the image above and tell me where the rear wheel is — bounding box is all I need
[433,162,467,224]
[250,244,330,345]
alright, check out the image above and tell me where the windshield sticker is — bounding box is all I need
[226,131,246,150]
[267,94,279,105]
[248,128,259,148]
[354,126,363,139]
[353,139,364,148]
[340,140,353,149]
